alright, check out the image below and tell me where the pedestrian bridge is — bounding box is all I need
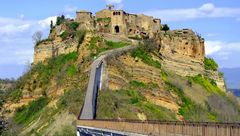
[77,119,240,136]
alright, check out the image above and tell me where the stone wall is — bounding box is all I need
[96,9,111,19]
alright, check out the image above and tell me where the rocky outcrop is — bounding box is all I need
[153,29,225,91]
[34,39,78,64]
[154,29,205,77]
[205,70,226,91]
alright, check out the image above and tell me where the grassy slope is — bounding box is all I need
[2,51,86,135]
[2,31,132,135]
[97,88,176,121]
[97,43,240,122]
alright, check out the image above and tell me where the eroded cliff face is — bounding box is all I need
[106,54,182,119]
[34,24,78,64]
[153,29,225,91]
[155,29,205,76]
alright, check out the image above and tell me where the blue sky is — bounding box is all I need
[0,0,240,79]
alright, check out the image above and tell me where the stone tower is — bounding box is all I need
[111,10,127,35]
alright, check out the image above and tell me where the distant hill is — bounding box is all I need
[220,68,240,89]
[230,89,240,97]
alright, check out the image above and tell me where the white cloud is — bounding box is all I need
[144,3,240,22]
[0,16,57,66]
[15,50,34,65]
[0,24,30,34]
[38,16,57,29]
[205,40,240,60]
[199,3,215,13]
[205,41,222,55]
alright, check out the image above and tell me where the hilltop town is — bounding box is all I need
[1,5,240,136]
[34,5,223,89]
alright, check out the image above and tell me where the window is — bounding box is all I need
[113,12,121,15]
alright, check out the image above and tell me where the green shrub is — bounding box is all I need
[33,52,78,88]
[97,89,176,120]
[204,57,218,71]
[131,47,161,69]
[165,81,192,115]
[56,15,65,25]
[60,31,68,40]
[88,36,101,50]
[106,41,128,48]
[126,89,145,104]
[189,75,223,94]
[75,30,86,50]
[14,97,49,125]
[130,80,146,88]
[161,24,170,32]
[165,81,216,121]
[68,22,80,30]
[67,65,77,77]
[9,89,22,103]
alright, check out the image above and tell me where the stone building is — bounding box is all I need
[76,5,161,38]
[76,10,95,30]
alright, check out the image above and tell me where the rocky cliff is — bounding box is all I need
[153,29,225,91]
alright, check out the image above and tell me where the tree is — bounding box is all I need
[32,31,43,45]
[50,20,53,29]
[162,24,170,32]
[56,17,61,25]
[56,15,65,25]
[61,15,65,21]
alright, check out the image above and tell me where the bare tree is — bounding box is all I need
[32,31,43,45]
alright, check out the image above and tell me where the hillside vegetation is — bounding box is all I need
[97,42,240,122]
[0,28,132,135]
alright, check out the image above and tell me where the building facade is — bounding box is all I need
[76,5,161,38]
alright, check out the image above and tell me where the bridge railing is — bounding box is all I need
[77,119,240,136]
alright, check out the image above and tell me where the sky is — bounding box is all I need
[0,0,240,79]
